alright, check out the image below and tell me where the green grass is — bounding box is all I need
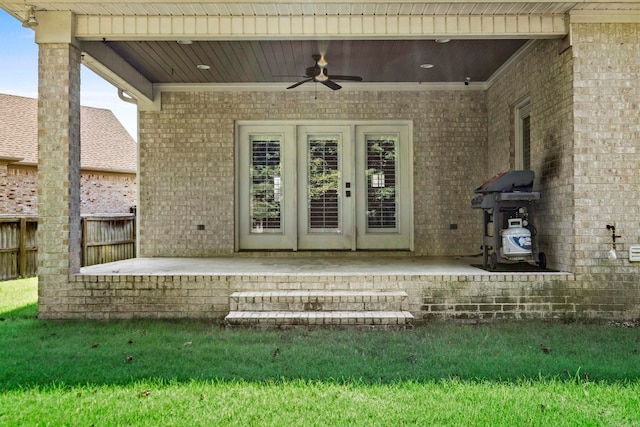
[0,277,37,319]
[3,379,640,426]
[1,278,640,426]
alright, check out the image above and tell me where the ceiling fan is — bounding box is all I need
[287,54,363,90]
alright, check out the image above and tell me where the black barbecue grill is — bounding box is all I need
[471,170,545,270]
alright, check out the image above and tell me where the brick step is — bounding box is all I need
[225,310,415,329]
[230,290,409,312]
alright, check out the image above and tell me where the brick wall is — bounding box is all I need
[64,274,230,320]
[68,269,638,322]
[0,162,11,213]
[4,165,38,214]
[569,23,640,312]
[0,164,135,215]
[486,39,575,272]
[69,273,551,322]
[139,90,487,257]
[80,172,136,214]
[571,23,640,269]
[67,273,557,321]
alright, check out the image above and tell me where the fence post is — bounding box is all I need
[19,218,27,278]
[81,217,87,267]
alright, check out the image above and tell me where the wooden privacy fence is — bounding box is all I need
[0,214,136,281]
[0,217,38,281]
[81,215,136,267]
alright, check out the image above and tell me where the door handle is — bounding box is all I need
[345,182,351,197]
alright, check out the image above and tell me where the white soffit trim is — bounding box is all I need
[75,14,567,40]
[155,82,487,92]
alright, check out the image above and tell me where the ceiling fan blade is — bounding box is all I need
[321,79,342,90]
[329,75,363,82]
[287,78,312,89]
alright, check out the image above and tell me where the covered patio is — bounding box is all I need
[0,0,638,324]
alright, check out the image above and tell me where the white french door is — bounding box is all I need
[355,125,411,250]
[237,125,296,250]
[297,126,353,250]
[236,121,412,251]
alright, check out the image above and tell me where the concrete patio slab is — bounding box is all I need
[79,255,565,276]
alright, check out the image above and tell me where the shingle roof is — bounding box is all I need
[0,93,136,173]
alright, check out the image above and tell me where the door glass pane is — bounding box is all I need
[250,137,281,233]
[366,135,397,230]
[307,137,340,231]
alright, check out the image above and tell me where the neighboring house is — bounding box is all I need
[0,1,638,323]
[0,93,136,215]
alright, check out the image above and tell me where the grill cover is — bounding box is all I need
[474,170,534,194]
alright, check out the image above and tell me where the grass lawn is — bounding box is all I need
[1,278,639,426]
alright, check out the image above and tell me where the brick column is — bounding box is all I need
[37,43,82,317]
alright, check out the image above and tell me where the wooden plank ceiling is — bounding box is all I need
[98,39,529,84]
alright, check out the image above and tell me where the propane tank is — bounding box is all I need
[501,218,532,257]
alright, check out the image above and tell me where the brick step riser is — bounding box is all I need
[226,319,412,326]
[226,323,412,331]
[231,301,408,312]
[225,314,414,329]
[226,291,413,329]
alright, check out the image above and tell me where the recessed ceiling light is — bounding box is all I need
[420,63,434,69]
[435,39,451,44]
[177,40,193,45]
[196,64,211,70]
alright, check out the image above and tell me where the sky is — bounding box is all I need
[0,10,138,140]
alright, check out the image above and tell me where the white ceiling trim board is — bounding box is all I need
[75,14,568,40]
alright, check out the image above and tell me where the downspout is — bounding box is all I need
[118,89,137,105]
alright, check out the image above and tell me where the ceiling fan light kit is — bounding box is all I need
[317,53,328,67]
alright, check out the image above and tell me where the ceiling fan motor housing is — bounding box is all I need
[306,66,322,77]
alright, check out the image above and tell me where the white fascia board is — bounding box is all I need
[75,14,568,40]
